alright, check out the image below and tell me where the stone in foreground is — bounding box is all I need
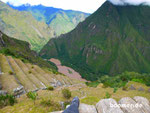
[96,98,124,113]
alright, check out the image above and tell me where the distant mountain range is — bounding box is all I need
[0,1,89,51]
[40,1,150,81]
[8,3,90,37]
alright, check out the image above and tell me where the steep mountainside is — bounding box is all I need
[8,4,90,36]
[0,30,56,70]
[40,1,150,81]
[0,1,55,51]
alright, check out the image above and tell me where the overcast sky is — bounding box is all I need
[1,0,150,13]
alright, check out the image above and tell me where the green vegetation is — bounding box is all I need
[40,1,150,81]
[9,4,89,37]
[104,92,111,99]
[113,87,118,93]
[0,2,89,51]
[98,72,150,88]
[8,71,13,75]
[47,86,54,91]
[68,69,73,74]
[85,81,99,87]
[0,31,57,71]
[0,94,16,108]
[27,91,38,105]
[62,89,71,99]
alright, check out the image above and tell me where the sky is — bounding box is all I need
[1,0,150,13]
[1,0,106,13]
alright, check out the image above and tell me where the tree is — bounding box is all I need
[27,91,38,105]
[62,89,71,99]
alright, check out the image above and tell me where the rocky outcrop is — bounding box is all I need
[96,98,124,113]
[0,90,7,95]
[129,85,136,90]
[50,96,150,113]
[13,86,25,97]
[79,103,97,113]
[133,96,150,113]
[118,97,144,113]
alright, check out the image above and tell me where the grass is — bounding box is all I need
[0,81,150,112]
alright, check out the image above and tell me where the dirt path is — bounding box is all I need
[50,58,86,82]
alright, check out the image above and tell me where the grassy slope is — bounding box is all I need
[0,81,149,112]
[0,1,54,51]
[0,31,56,70]
[9,4,90,37]
[40,2,150,81]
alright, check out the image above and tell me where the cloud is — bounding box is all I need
[1,0,106,13]
[108,0,150,5]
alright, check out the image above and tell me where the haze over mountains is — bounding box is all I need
[0,1,89,51]
[40,1,150,80]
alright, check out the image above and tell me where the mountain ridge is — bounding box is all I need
[8,3,90,36]
[40,1,150,81]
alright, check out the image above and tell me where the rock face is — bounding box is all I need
[79,103,97,113]
[50,96,150,113]
[134,96,150,113]
[13,86,25,97]
[118,97,144,113]
[96,98,124,113]
[129,85,136,90]
[138,87,144,91]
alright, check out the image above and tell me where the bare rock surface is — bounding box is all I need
[134,96,150,113]
[129,84,136,90]
[50,111,62,113]
[79,103,97,113]
[50,96,150,113]
[118,97,144,113]
[96,98,124,113]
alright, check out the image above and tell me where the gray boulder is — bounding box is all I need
[50,111,62,113]
[0,90,7,95]
[79,103,97,113]
[134,96,150,113]
[138,87,144,91]
[96,98,124,113]
[118,97,144,113]
[129,84,136,90]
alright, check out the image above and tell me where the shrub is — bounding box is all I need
[0,94,16,108]
[26,91,38,104]
[47,86,54,91]
[113,87,118,93]
[122,85,128,91]
[62,89,71,99]
[40,99,52,106]
[28,71,32,74]
[9,71,13,75]
[104,92,111,99]
[31,66,34,69]
[40,98,61,111]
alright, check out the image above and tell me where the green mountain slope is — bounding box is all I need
[40,1,150,81]
[0,1,55,52]
[9,4,90,36]
[0,30,56,70]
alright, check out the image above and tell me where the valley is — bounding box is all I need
[0,0,150,113]
[50,58,86,81]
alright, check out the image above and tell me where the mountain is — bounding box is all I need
[0,30,56,71]
[8,4,90,36]
[0,1,55,52]
[40,1,150,81]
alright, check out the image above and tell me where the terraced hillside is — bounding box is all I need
[0,80,150,112]
[0,54,83,94]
